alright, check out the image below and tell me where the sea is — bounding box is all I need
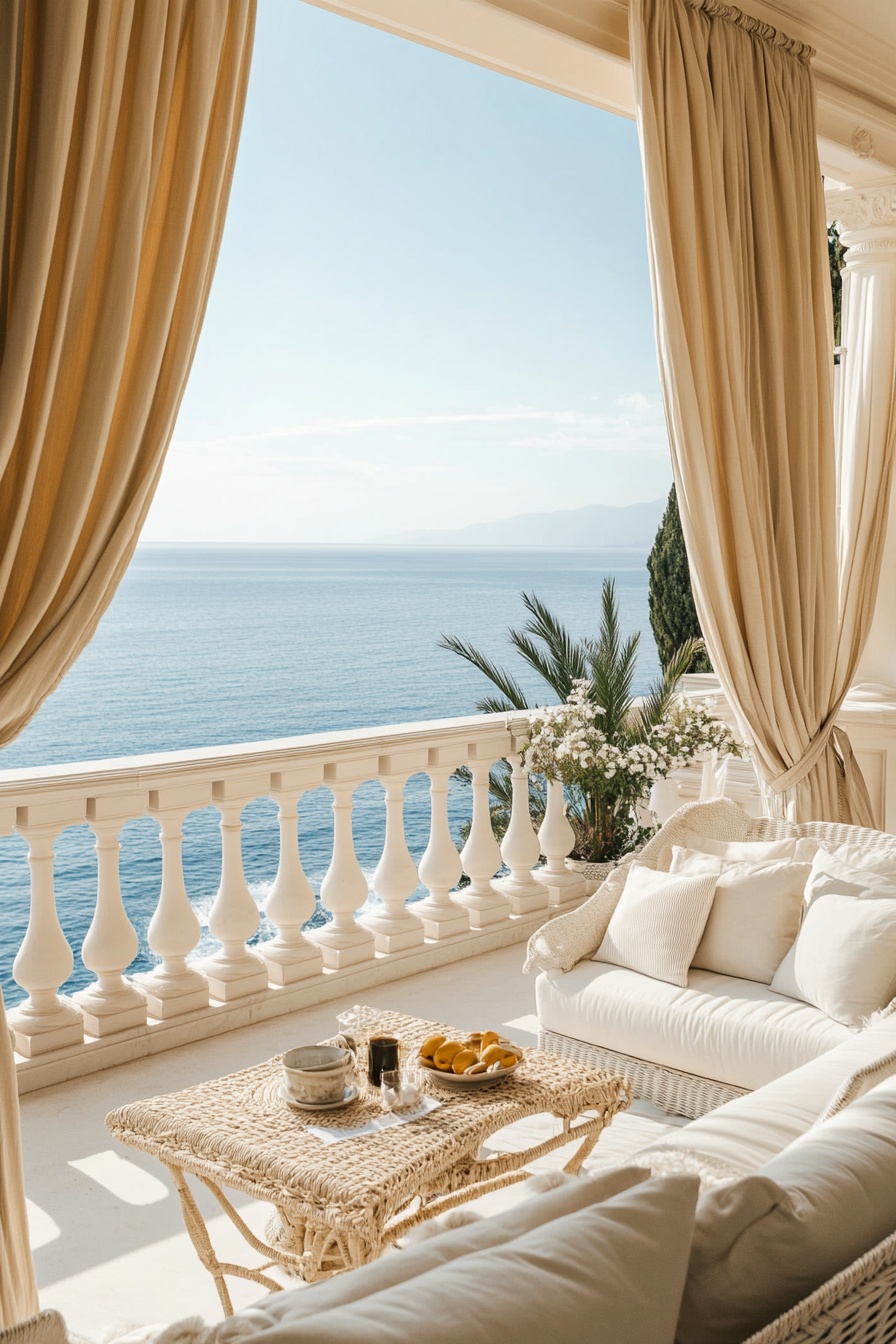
[0,546,657,1005]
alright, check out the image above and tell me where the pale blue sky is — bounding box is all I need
[143,0,672,544]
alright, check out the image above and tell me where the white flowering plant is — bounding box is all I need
[522,680,740,862]
[441,578,741,864]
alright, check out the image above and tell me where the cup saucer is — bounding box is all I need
[280,1083,358,1112]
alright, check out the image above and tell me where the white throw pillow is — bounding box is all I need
[677,1076,896,1344]
[671,850,810,984]
[804,847,896,906]
[247,1165,649,1323]
[593,863,718,988]
[681,830,818,864]
[770,894,896,1026]
[822,841,896,876]
[268,1176,700,1344]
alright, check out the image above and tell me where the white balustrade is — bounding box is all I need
[416,761,469,939]
[495,753,549,915]
[202,781,270,1001]
[308,781,376,969]
[74,803,148,1036]
[361,774,424,953]
[136,794,210,1019]
[456,759,511,927]
[535,778,585,906]
[8,819,84,1057]
[260,784,323,984]
[0,710,597,1083]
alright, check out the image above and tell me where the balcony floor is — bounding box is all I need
[21,943,682,1338]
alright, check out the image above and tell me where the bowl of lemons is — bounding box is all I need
[418,1030,524,1089]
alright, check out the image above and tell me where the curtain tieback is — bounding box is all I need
[768,714,842,794]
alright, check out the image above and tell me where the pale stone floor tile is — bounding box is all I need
[24,945,685,1337]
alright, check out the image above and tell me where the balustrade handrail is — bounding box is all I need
[0,710,534,803]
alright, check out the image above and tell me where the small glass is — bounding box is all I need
[380,1068,403,1112]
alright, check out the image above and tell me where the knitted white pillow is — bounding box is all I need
[680,831,818,864]
[671,848,810,984]
[593,862,718,987]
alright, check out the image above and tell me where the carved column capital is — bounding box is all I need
[827,177,896,263]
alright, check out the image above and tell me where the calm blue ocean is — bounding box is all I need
[0,546,656,1005]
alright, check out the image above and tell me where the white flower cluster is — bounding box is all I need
[521,681,738,799]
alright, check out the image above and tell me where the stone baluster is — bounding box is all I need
[135,788,211,1019]
[456,758,511,927]
[74,796,148,1036]
[259,782,323,984]
[201,779,270,1001]
[415,759,469,940]
[308,779,376,969]
[495,753,549,915]
[361,773,424,953]
[8,811,85,1057]
[535,778,585,906]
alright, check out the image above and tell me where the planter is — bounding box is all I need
[564,857,619,896]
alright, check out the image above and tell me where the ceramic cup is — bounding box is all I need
[282,1045,354,1105]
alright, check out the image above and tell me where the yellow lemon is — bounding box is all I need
[451,1048,479,1074]
[419,1034,446,1063]
[433,1040,464,1071]
[480,1043,506,1068]
[480,1031,501,1050]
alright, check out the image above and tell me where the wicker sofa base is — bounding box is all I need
[538,1028,750,1119]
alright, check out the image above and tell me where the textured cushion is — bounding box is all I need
[680,831,818,864]
[820,840,896,875]
[671,849,809,984]
[537,961,849,1093]
[248,1165,648,1324]
[632,1013,896,1175]
[770,894,896,1026]
[678,1076,896,1344]
[243,1176,700,1344]
[804,848,896,906]
[593,863,717,988]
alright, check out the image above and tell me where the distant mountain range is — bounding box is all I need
[375,498,667,548]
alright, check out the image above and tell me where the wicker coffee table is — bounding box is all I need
[106,1009,630,1313]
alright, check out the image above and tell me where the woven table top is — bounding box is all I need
[106,1009,628,1226]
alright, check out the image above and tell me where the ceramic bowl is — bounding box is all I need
[283,1045,354,1105]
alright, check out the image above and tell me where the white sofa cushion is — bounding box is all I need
[237,1176,700,1344]
[593,864,717,988]
[680,831,818,864]
[237,1165,648,1323]
[537,961,849,1093]
[804,847,896,905]
[628,1013,896,1176]
[677,1076,896,1344]
[671,850,809,984]
[770,893,896,1026]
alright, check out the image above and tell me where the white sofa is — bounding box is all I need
[527,797,896,1117]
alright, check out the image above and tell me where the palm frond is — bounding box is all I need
[437,634,531,710]
[635,637,706,735]
[508,631,572,701]
[519,592,589,690]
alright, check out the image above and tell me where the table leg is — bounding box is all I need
[169,1166,234,1316]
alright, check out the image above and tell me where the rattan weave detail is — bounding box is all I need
[106,1009,630,1305]
[538,1029,749,1118]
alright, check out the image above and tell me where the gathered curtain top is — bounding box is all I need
[684,0,815,62]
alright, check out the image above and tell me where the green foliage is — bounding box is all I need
[647,484,712,675]
[440,578,710,860]
[829,221,845,347]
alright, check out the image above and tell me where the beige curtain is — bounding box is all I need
[0,0,255,1324]
[630,0,875,826]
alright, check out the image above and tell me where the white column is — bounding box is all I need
[360,775,424,953]
[307,782,376,969]
[535,778,585,906]
[259,787,323,984]
[74,810,147,1037]
[494,753,548,915]
[415,764,469,940]
[135,801,209,1019]
[455,760,511,927]
[829,178,896,697]
[201,784,269,1001]
[8,822,84,1057]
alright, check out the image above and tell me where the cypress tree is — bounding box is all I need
[647,483,712,674]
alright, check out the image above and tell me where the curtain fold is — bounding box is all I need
[630,0,875,826]
[0,0,255,1324]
